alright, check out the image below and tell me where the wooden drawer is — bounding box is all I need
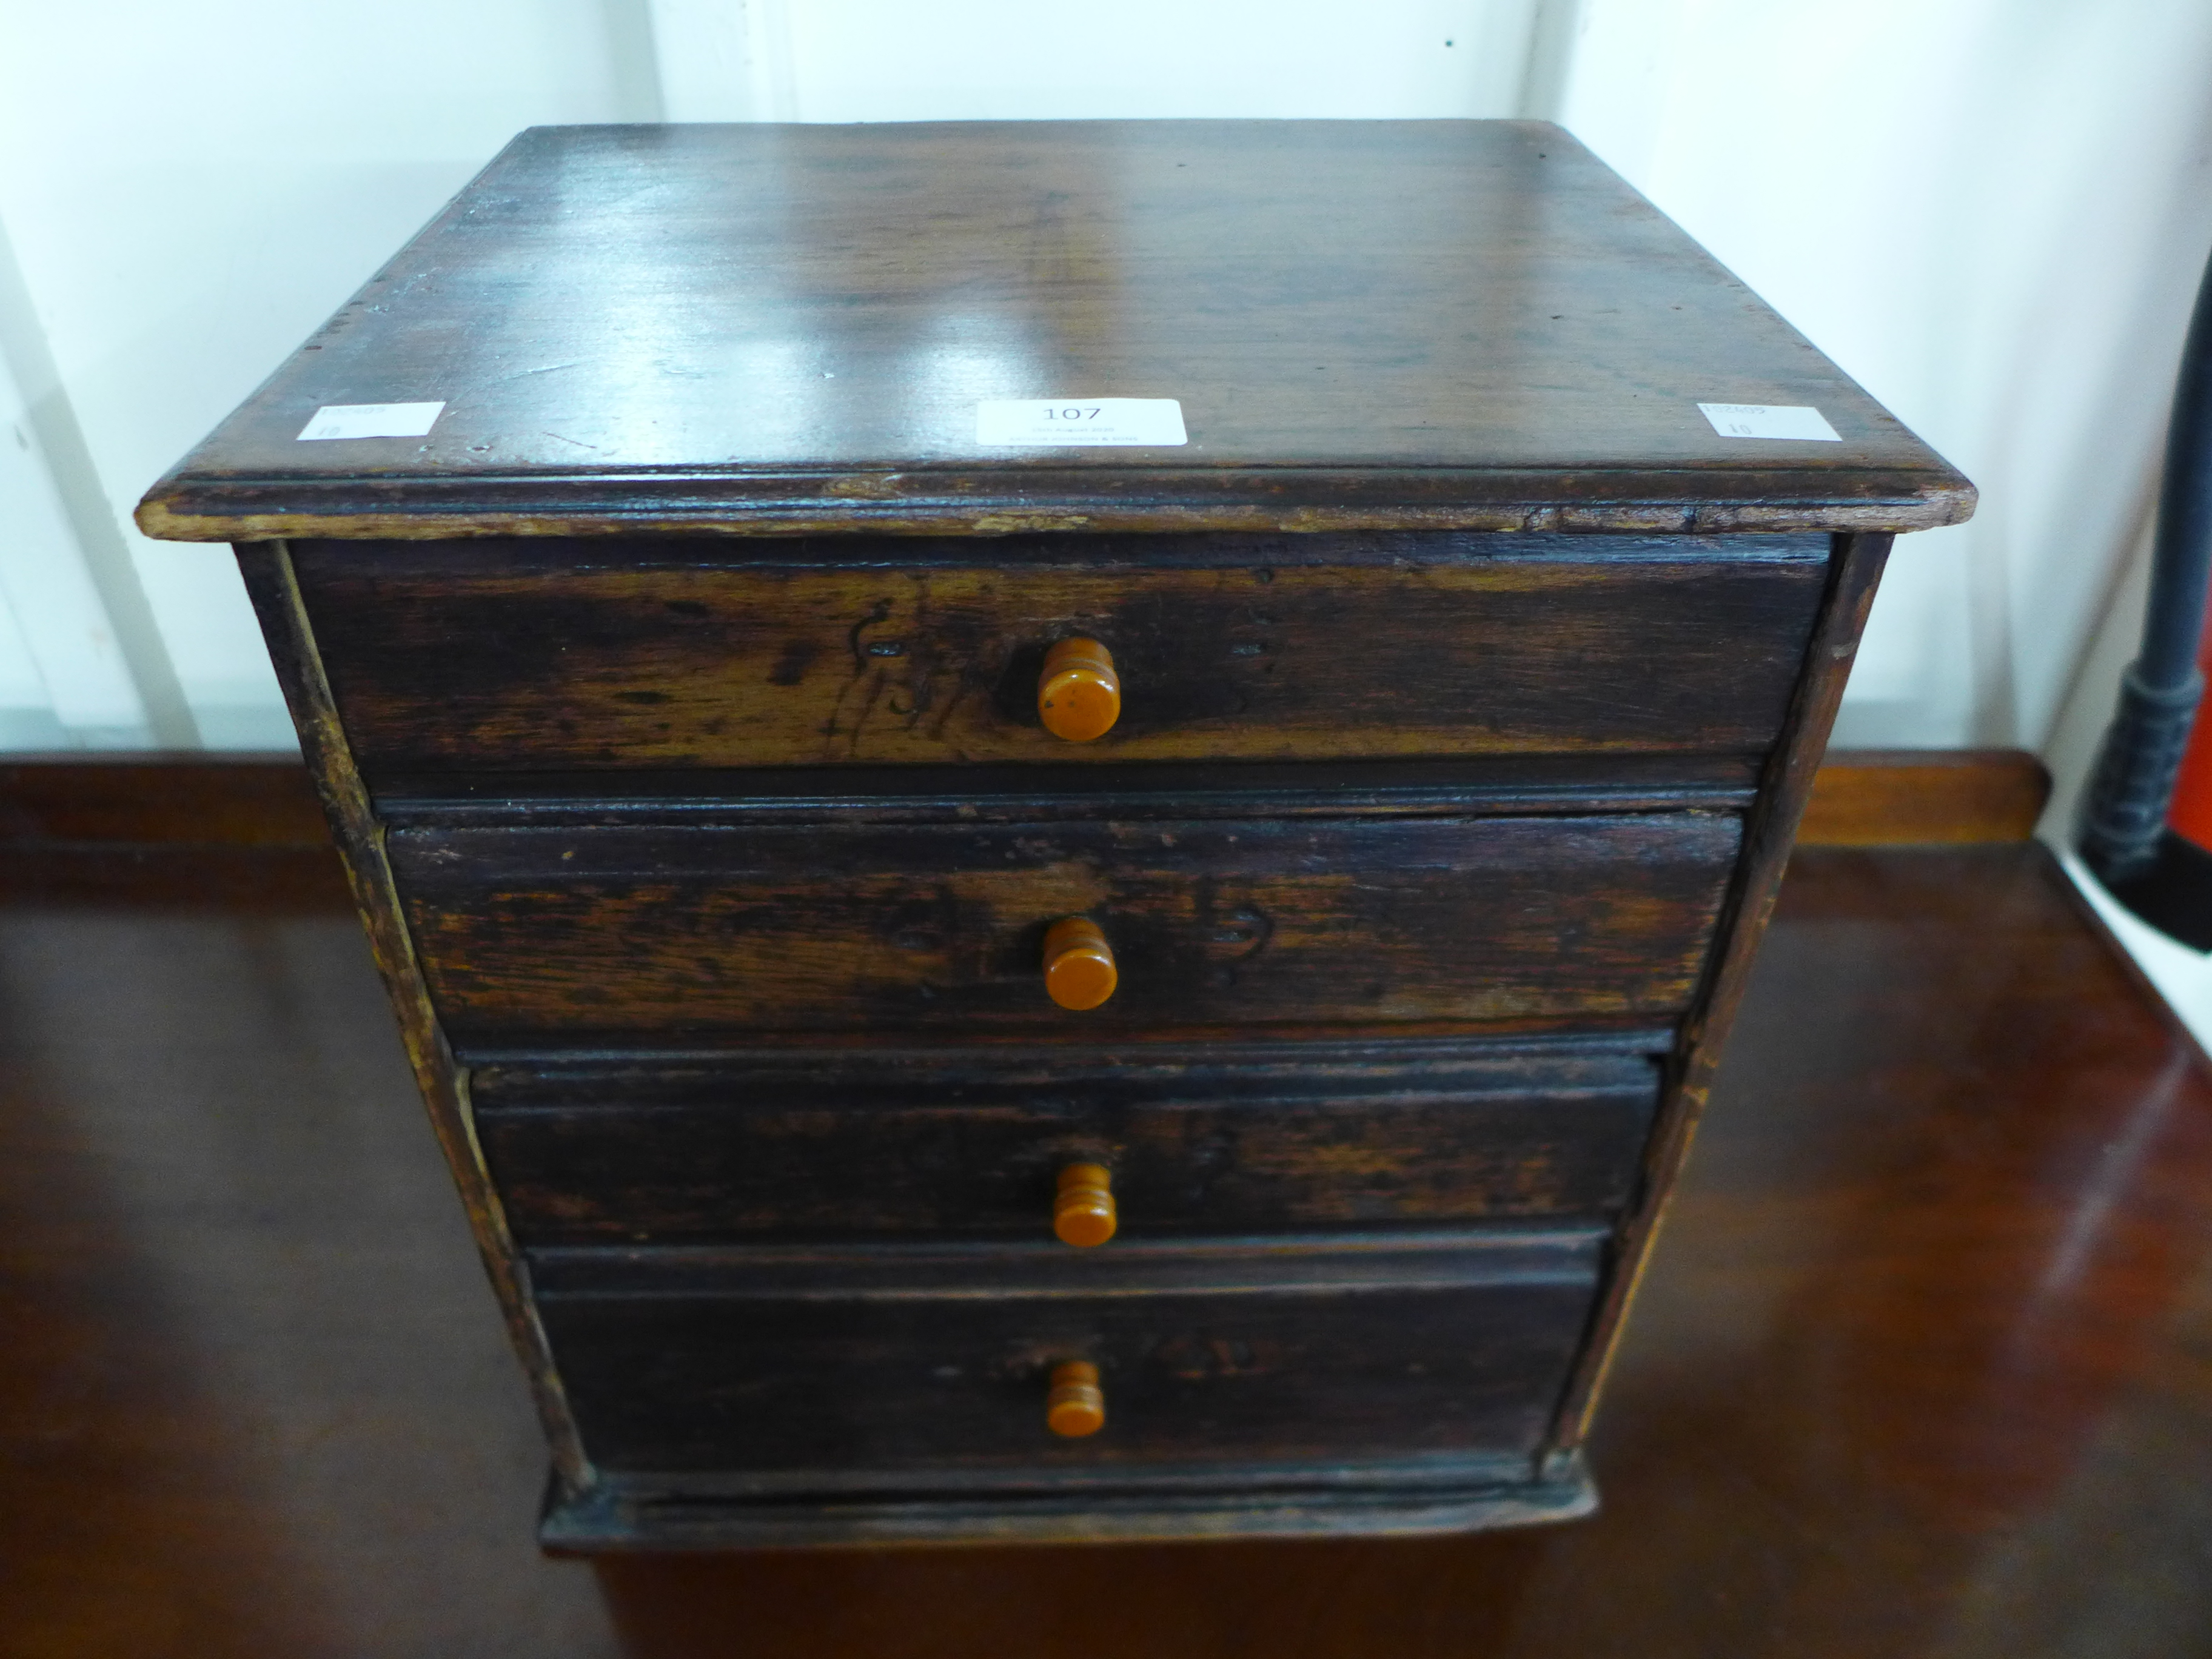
[291,533,1828,781]
[531,1232,1603,1482]
[474,1044,1660,1246]
[391,811,1740,1045]
[149,118,1963,1550]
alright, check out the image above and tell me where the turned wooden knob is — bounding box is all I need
[1037,637,1120,742]
[1047,1361,1105,1438]
[1043,916,1118,1010]
[1054,1162,1117,1247]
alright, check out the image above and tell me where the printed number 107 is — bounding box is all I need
[1044,407,1102,420]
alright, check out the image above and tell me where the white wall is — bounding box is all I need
[1555,0,2212,753]
[0,0,662,748]
[647,0,1555,124]
[4,0,2211,769]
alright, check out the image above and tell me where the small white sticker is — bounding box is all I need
[976,398,1187,447]
[297,401,447,441]
[1697,402,1841,442]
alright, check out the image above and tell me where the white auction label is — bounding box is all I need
[976,398,1187,447]
[297,401,447,441]
[1697,402,1841,442]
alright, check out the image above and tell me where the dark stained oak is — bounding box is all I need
[4,836,2210,1653]
[386,812,1741,1044]
[471,1045,1660,1246]
[529,1232,1603,1495]
[133,122,1971,541]
[126,118,1978,1559]
[290,534,1827,774]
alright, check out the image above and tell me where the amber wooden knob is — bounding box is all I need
[1047,1361,1105,1438]
[1043,916,1118,1010]
[1037,637,1120,742]
[1054,1163,1117,1247]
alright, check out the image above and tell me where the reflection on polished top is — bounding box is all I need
[135,121,1972,541]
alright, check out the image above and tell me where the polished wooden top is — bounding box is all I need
[136,121,1972,543]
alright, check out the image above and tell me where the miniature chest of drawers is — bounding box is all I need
[139,119,1971,1548]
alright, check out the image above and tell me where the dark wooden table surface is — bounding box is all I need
[4,780,2210,1655]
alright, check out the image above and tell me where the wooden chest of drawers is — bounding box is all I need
[138,119,1971,1547]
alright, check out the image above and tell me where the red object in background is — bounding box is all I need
[2076,244,2212,943]
[2167,625,2212,853]
[2108,608,2212,951]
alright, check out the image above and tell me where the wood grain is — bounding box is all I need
[471,1045,1659,1245]
[531,1232,1603,1484]
[133,123,1971,542]
[290,535,1827,776]
[1797,747,2051,845]
[116,115,1969,1555]
[387,812,1741,1044]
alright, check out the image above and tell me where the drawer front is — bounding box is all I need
[532,1234,1601,1481]
[392,813,1739,1044]
[477,1047,1657,1246]
[292,534,1828,779]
